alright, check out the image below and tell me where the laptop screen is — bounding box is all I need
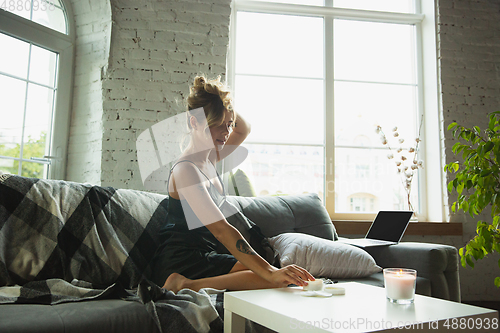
[366,211,413,242]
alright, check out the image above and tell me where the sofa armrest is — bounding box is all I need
[363,242,461,302]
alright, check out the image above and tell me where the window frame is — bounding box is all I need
[0,1,74,180]
[228,0,445,222]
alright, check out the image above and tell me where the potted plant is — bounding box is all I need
[445,111,500,287]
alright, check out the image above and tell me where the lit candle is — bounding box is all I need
[383,268,417,304]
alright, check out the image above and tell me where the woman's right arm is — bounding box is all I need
[207,218,314,287]
[173,163,314,287]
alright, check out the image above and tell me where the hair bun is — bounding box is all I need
[187,75,233,127]
[193,76,206,88]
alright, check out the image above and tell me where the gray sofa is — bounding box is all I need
[0,175,460,333]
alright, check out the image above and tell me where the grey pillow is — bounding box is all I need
[270,233,381,278]
[226,193,337,241]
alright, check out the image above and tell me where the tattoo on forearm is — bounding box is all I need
[236,239,256,255]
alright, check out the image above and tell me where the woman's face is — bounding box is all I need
[209,109,234,151]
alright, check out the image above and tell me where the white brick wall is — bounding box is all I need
[67,0,112,184]
[101,0,232,189]
[435,0,500,301]
[67,0,231,186]
[67,0,500,300]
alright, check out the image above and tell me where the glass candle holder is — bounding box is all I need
[383,268,417,304]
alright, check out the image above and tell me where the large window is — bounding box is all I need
[228,0,442,221]
[0,1,74,179]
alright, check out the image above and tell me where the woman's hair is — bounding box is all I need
[186,75,234,130]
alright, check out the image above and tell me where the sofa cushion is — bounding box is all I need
[269,233,381,278]
[0,300,160,333]
[227,193,337,241]
[228,169,257,197]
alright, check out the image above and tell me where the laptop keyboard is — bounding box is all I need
[363,239,394,245]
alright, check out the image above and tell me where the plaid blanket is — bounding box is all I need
[0,174,224,333]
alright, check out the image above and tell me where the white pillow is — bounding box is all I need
[269,233,382,278]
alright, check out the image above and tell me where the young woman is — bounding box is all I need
[149,75,314,293]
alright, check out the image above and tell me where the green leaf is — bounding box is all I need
[484,141,494,154]
[460,254,467,268]
[485,192,492,205]
[480,169,492,177]
[478,177,484,187]
[478,192,486,206]
[466,255,475,268]
[448,122,458,131]
[478,145,484,157]
[447,181,455,193]
[495,277,500,288]
[471,205,478,216]
[489,114,496,131]
[462,201,469,212]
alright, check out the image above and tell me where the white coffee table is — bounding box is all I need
[224,282,499,332]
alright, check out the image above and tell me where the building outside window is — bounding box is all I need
[0,0,74,179]
[228,0,443,221]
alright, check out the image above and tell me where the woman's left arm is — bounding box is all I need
[214,112,251,162]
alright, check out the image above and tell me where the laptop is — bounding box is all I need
[338,211,413,248]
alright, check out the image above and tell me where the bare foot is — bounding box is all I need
[162,273,190,293]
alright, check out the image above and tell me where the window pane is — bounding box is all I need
[334,20,416,85]
[334,81,420,213]
[21,161,47,178]
[236,12,323,79]
[0,75,26,154]
[0,159,16,174]
[0,34,30,79]
[23,83,53,159]
[334,81,418,147]
[235,75,324,145]
[29,45,58,87]
[333,0,415,14]
[32,3,67,34]
[239,143,324,197]
[335,147,420,213]
[2,0,32,20]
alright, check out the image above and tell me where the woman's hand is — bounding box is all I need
[267,264,315,288]
[213,112,251,162]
